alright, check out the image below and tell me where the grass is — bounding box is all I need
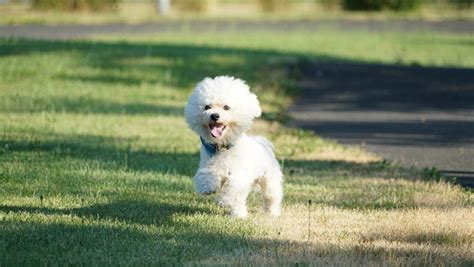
[1,1,473,25]
[1,30,473,265]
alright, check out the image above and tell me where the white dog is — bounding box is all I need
[185,76,283,218]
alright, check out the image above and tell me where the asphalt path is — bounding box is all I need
[1,19,474,39]
[289,62,474,187]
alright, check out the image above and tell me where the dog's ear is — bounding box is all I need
[249,92,262,118]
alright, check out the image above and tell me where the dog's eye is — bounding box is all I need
[204,105,211,110]
[223,105,231,111]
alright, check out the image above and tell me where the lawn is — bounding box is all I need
[1,30,473,265]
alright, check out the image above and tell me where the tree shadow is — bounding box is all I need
[0,95,184,116]
[363,231,470,246]
[1,198,283,265]
[295,61,474,112]
[291,61,474,147]
[284,158,421,181]
[290,61,474,184]
[0,199,210,226]
[0,38,321,118]
[282,158,454,210]
[297,120,474,147]
[1,200,250,265]
[0,39,312,90]
[442,170,474,188]
[0,133,459,210]
[2,209,471,265]
[1,32,473,266]
[0,134,198,176]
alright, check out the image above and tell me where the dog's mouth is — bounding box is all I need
[209,122,227,138]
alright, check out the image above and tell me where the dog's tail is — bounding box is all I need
[254,136,276,157]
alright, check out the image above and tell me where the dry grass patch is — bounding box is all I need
[236,206,474,265]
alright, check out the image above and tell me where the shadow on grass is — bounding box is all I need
[1,133,456,210]
[1,202,471,265]
[281,158,458,210]
[0,134,198,176]
[3,38,473,121]
[0,96,184,116]
[1,200,246,265]
[1,198,274,265]
[0,38,310,90]
[0,37,358,122]
[0,199,210,226]
[284,158,426,181]
[363,231,471,246]
[1,34,473,266]
[0,38,315,120]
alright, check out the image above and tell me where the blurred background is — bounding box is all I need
[1,0,473,25]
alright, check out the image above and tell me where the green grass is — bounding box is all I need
[1,30,473,265]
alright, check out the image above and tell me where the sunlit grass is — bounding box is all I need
[1,30,473,265]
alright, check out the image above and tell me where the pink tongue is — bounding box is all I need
[211,126,223,138]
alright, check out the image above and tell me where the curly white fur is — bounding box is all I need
[185,76,283,218]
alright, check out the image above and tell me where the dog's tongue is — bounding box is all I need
[211,125,223,138]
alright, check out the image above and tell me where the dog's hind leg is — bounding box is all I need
[260,170,283,217]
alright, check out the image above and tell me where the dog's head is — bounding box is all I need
[185,76,261,146]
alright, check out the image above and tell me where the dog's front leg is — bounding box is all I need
[217,175,252,218]
[193,168,219,195]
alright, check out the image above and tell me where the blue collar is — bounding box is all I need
[200,137,233,157]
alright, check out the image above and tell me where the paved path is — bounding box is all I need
[289,62,474,187]
[1,19,474,39]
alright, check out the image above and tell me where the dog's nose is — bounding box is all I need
[210,113,220,121]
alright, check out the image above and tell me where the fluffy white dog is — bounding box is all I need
[185,76,283,218]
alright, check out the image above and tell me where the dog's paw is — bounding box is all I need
[193,170,218,195]
[216,197,232,208]
[269,206,281,217]
[230,208,248,219]
[194,183,216,195]
[201,189,216,195]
